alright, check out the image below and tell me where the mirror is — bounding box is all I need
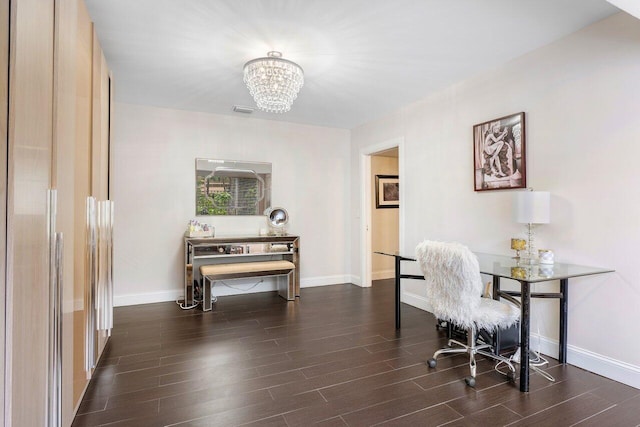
[195,159,271,215]
[265,207,289,236]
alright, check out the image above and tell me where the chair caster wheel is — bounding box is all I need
[464,376,476,387]
[427,358,437,368]
[507,370,516,383]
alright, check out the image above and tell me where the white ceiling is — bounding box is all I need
[85,0,618,130]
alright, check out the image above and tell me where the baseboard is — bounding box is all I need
[300,274,352,288]
[400,292,640,390]
[401,290,433,313]
[115,290,184,307]
[114,275,354,307]
[531,334,640,390]
[350,275,362,286]
[371,269,394,281]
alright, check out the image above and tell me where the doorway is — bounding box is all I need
[370,149,399,282]
[359,137,404,288]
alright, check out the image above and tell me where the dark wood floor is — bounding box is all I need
[72,280,640,427]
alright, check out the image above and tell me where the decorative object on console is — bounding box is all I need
[538,249,554,264]
[375,175,399,208]
[185,219,214,237]
[473,112,526,191]
[243,51,304,113]
[264,207,289,236]
[539,264,554,278]
[511,266,528,280]
[510,238,526,259]
[513,189,550,262]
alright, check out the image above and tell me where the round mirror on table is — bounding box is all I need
[264,207,289,236]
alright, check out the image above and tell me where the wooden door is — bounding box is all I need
[73,0,93,409]
[51,0,104,420]
[4,0,112,423]
[6,0,55,424]
[0,0,9,422]
[92,34,111,356]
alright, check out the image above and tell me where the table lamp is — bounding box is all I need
[513,189,550,261]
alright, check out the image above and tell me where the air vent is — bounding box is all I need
[232,105,254,114]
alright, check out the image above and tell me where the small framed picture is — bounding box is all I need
[473,112,526,191]
[375,175,399,208]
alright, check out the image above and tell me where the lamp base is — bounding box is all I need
[518,255,539,265]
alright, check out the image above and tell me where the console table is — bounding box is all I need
[184,235,300,308]
[376,251,613,392]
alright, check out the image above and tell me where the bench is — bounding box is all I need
[199,260,296,311]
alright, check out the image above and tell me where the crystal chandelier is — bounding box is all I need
[243,51,304,113]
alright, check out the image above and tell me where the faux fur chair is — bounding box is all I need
[415,240,520,387]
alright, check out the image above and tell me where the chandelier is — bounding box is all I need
[243,51,304,113]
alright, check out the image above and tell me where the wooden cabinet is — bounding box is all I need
[0,0,8,424]
[6,0,55,425]
[2,0,113,424]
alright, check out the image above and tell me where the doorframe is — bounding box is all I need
[359,137,404,288]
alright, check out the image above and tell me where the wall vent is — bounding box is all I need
[232,105,254,114]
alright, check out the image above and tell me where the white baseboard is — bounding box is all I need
[114,275,354,307]
[371,269,395,281]
[401,290,433,313]
[531,334,640,390]
[350,275,366,287]
[400,292,640,390]
[300,274,352,288]
[115,290,184,307]
[570,346,640,389]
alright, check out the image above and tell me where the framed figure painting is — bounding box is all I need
[473,112,526,191]
[375,175,399,208]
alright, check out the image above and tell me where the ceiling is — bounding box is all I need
[85,0,618,130]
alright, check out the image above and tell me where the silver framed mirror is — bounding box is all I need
[195,159,272,216]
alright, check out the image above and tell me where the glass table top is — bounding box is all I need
[375,251,614,283]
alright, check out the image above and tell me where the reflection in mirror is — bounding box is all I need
[195,159,271,215]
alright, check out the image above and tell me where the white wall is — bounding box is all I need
[351,13,640,387]
[112,103,351,305]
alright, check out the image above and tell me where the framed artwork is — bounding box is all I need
[375,175,399,208]
[473,112,526,191]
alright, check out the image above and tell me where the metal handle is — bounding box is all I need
[47,190,62,427]
[85,197,97,373]
[85,197,115,377]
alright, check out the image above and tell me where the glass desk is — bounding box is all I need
[375,251,613,392]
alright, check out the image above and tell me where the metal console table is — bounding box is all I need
[185,235,300,307]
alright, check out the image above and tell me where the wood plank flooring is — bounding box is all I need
[72,280,640,426]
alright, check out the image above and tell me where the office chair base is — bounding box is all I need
[427,326,517,387]
[464,376,476,387]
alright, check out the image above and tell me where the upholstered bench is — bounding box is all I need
[199,260,296,311]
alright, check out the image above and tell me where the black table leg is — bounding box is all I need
[492,276,501,354]
[520,280,531,392]
[395,255,401,329]
[492,275,500,299]
[559,278,568,363]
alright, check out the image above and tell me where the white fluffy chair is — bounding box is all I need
[415,240,520,387]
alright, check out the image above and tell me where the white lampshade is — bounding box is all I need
[513,191,550,224]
